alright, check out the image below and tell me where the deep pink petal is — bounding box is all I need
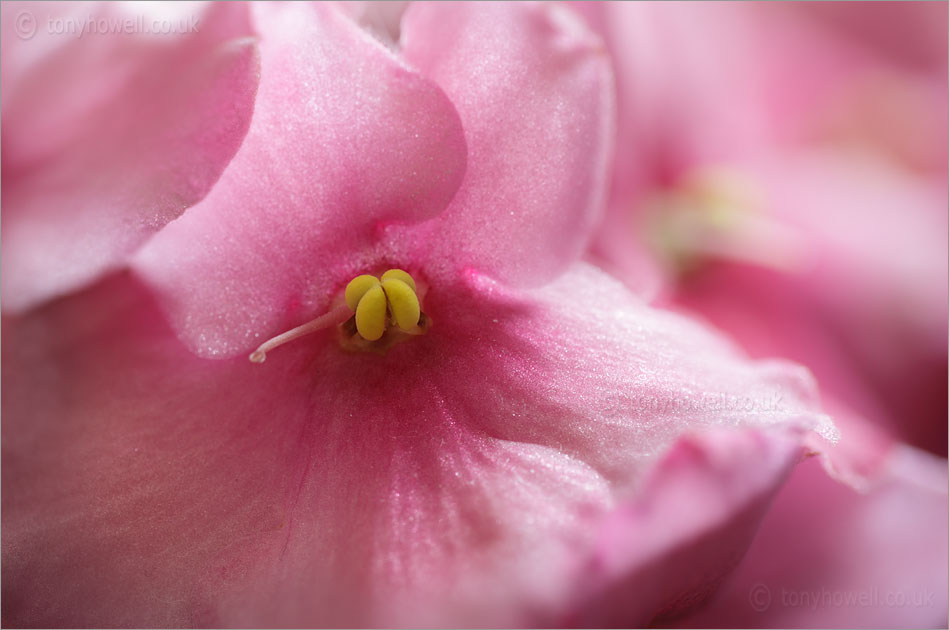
[397,2,614,286]
[2,264,832,627]
[131,2,467,358]
[0,2,259,313]
[675,443,948,629]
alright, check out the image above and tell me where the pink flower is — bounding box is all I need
[578,3,948,626]
[1,3,842,627]
[580,1,948,454]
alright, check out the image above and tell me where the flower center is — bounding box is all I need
[249,268,428,363]
[645,166,808,276]
[344,269,420,341]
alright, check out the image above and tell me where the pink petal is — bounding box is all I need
[571,427,807,626]
[397,2,614,287]
[0,2,259,313]
[577,2,787,294]
[793,2,948,74]
[2,264,833,627]
[671,150,948,455]
[583,2,946,294]
[674,443,948,629]
[574,1,776,192]
[755,151,948,365]
[131,2,467,358]
[2,275,328,627]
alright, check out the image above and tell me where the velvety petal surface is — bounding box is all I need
[675,443,948,628]
[132,2,467,358]
[1,1,259,313]
[396,2,614,287]
[3,264,833,627]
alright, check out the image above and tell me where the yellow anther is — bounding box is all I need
[354,284,387,341]
[344,269,423,342]
[345,274,380,311]
[380,268,416,293]
[381,278,420,330]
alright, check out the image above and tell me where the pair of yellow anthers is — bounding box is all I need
[249,269,422,363]
[344,269,420,341]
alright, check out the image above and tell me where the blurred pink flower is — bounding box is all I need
[1,3,842,628]
[581,1,948,453]
[577,2,948,626]
[667,150,948,459]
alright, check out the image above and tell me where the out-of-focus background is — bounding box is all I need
[574,1,948,459]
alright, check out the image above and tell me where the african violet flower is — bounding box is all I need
[578,1,948,455]
[575,3,948,626]
[2,2,844,627]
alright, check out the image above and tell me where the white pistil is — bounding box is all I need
[249,304,352,363]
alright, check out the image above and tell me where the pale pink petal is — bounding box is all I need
[675,443,948,628]
[397,2,614,287]
[753,151,947,364]
[2,264,832,627]
[131,2,467,359]
[574,1,775,194]
[783,4,948,173]
[1,2,259,313]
